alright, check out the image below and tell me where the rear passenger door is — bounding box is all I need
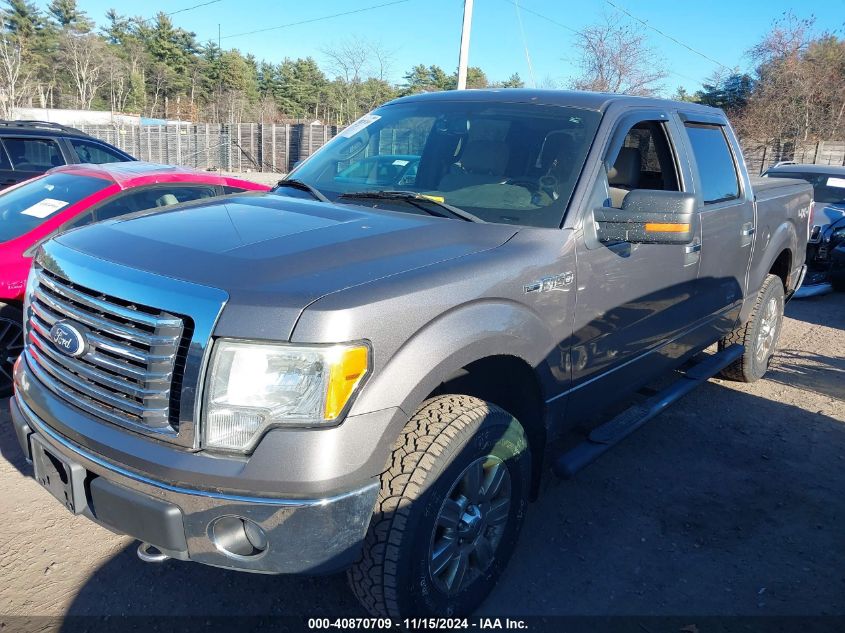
[677,115,754,336]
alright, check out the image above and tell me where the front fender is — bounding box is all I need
[351,299,555,417]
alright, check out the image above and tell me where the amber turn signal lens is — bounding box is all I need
[644,222,690,233]
[324,345,369,419]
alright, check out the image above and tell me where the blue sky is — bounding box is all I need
[47,0,845,93]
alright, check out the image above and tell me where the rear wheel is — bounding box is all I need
[0,302,24,398]
[348,395,531,618]
[719,274,784,382]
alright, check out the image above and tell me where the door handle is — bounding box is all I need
[741,226,756,236]
[685,243,702,254]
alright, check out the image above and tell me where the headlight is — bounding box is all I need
[202,339,369,451]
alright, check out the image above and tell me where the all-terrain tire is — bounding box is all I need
[348,395,531,618]
[719,274,785,382]
[0,302,24,398]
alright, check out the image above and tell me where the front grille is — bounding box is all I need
[25,267,190,437]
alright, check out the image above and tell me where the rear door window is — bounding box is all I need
[69,138,127,164]
[684,124,740,204]
[3,138,64,171]
[94,185,219,221]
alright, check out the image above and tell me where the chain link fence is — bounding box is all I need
[73,123,340,174]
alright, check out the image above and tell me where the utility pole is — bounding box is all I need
[456,0,474,90]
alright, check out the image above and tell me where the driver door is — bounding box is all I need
[568,110,706,414]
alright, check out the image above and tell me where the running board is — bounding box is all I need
[553,344,744,479]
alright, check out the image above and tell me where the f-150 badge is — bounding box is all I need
[524,272,574,293]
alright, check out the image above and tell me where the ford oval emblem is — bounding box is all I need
[50,320,87,358]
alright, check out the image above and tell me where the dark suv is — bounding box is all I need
[0,120,135,189]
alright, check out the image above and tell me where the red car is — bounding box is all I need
[0,162,270,394]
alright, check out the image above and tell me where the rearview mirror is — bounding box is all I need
[594,190,696,245]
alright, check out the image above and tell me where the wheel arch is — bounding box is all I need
[350,299,555,495]
[427,355,547,498]
[743,220,797,323]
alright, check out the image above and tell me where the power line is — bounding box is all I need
[138,0,223,24]
[603,0,732,71]
[501,0,712,88]
[220,0,411,40]
[501,0,580,35]
[512,0,537,88]
[168,0,223,18]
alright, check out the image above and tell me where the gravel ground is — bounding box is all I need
[222,170,284,187]
[0,293,843,620]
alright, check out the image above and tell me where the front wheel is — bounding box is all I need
[719,274,785,382]
[0,302,24,398]
[348,395,531,618]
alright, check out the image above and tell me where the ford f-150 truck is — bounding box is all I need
[9,90,811,618]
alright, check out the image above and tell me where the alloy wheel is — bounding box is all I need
[428,455,512,595]
[755,296,780,364]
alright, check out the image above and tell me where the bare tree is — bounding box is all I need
[104,52,131,113]
[737,13,845,148]
[60,31,107,109]
[568,13,668,96]
[322,39,394,123]
[0,34,33,118]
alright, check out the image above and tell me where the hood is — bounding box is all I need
[54,193,517,340]
[812,201,845,230]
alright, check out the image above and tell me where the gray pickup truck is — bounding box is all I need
[9,90,810,618]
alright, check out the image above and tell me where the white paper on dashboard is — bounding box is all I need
[20,198,69,218]
[340,114,381,138]
[827,176,845,189]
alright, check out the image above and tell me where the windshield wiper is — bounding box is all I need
[274,178,330,203]
[337,190,484,223]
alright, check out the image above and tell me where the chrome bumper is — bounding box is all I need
[11,393,379,575]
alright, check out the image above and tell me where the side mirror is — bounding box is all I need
[594,190,696,245]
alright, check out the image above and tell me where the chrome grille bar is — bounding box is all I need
[25,268,186,436]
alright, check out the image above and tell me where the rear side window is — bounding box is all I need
[764,171,845,206]
[3,138,63,171]
[69,138,126,164]
[684,124,740,204]
[95,185,219,221]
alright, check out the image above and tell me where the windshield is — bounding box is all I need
[285,101,601,228]
[766,171,845,206]
[0,172,110,243]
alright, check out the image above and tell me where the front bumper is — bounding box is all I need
[10,392,380,574]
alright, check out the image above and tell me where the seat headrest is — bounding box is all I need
[156,193,179,207]
[608,147,641,187]
[459,140,509,176]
